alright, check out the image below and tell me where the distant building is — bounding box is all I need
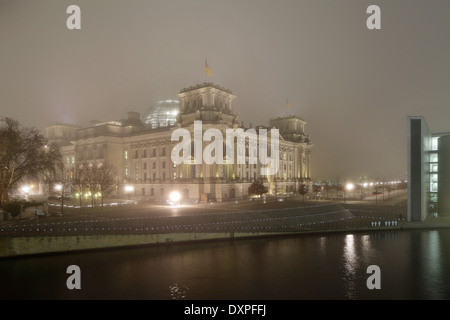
[46,82,313,202]
[407,116,450,221]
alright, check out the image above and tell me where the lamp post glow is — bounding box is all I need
[124,185,134,199]
[169,191,181,205]
[344,183,354,203]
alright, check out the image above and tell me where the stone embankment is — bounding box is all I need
[0,203,408,258]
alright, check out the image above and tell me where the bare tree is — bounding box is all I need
[93,162,117,208]
[74,162,117,209]
[72,168,88,211]
[0,117,61,210]
[47,161,72,215]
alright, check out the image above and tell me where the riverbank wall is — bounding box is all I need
[0,231,306,258]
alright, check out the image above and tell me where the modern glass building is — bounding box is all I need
[407,116,450,221]
[141,99,180,129]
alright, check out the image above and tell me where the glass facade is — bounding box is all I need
[428,137,439,216]
[141,99,180,129]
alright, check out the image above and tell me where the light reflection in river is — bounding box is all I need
[1,229,450,299]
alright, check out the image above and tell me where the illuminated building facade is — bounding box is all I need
[407,116,450,221]
[46,83,313,202]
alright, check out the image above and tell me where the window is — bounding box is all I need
[143,162,147,170]
[152,173,156,181]
[150,188,154,196]
[125,167,128,176]
[162,147,166,156]
[283,152,287,160]
[66,157,70,164]
[163,172,166,180]
[98,148,103,158]
[432,137,439,151]
[134,150,139,159]
[162,161,166,169]
[152,149,156,157]
[135,173,139,181]
[144,173,147,181]
[430,153,438,163]
[124,150,128,160]
[135,163,139,170]
[71,157,75,164]
[152,162,156,169]
[143,149,147,158]
[173,172,176,180]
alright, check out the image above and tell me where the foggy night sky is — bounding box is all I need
[1,0,450,181]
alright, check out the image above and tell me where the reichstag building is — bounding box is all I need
[46,82,313,202]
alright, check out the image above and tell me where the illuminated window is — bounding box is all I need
[431,173,438,183]
[431,137,439,151]
[124,150,128,160]
[135,163,139,170]
[430,193,438,202]
[430,153,438,163]
[431,183,438,192]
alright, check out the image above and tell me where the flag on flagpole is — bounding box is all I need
[205,59,212,77]
[286,99,291,110]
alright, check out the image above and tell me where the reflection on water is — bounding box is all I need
[419,231,443,299]
[169,282,189,299]
[1,229,450,299]
[343,234,358,299]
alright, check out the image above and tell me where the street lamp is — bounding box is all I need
[344,183,354,203]
[124,185,134,199]
[169,191,181,206]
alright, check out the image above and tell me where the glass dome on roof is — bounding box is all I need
[141,99,180,129]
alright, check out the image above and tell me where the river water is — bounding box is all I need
[1,228,449,300]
